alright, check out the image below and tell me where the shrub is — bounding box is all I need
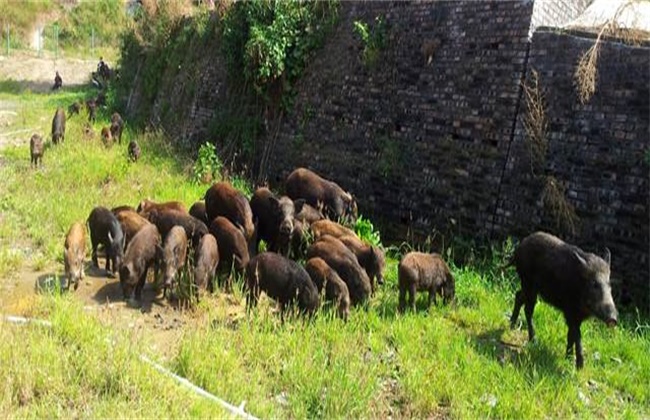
[192,142,223,185]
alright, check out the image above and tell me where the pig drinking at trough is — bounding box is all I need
[189,201,208,225]
[208,216,250,286]
[305,257,351,320]
[87,206,125,276]
[204,182,255,245]
[307,236,371,306]
[119,224,161,302]
[398,252,455,312]
[128,140,141,162]
[285,167,357,223]
[30,134,44,168]
[64,222,86,290]
[160,226,188,298]
[194,234,219,293]
[338,234,385,293]
[110,112,124,144]
[250,187,302,255]
[246,252,320,318]
[509,231,618,369]
[51,107,66,145]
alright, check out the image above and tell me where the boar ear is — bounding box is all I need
[267,195,280,209]
[572,249,588,268]
[293,199,306,214]
[603,247,611,265]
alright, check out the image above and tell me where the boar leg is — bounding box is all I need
[523,293,537,342]
[427,286,437,308]
[398,286,407,313]
[566,321,584,369]
[135,268,148,301]
[91,237,99,268]
[510,290,524,328]
[409,283,416,311]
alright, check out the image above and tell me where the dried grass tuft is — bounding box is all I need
[522,69,548,174]
[541,176,579,236]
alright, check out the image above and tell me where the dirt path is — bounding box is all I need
[0,52,97,91]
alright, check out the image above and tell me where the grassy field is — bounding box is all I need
[0,86,648,418]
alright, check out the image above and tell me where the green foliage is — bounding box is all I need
[221,0,339,98]
[53,0,127,50]
[354,215,382,248]
[0,1,56,49]
[353,16,387,68]
[192,142,223,185]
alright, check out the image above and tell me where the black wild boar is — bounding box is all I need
[338,234,385,293]
[128,140,141,162]
[194,233,219,293]
[307,236,371,306]
[295,202,325,225]
[204,182,255,245]
[311,219,357,240]
[110,112,124,144]
[86,99,97,123]
[101,126,113,147]
[147,209,208,248]
[64,222,86,290]
[51,107,66,145]
[208,216,250,276]
[398,252,455,312]
[137,199,187,216]
[250,187,303,255]
[119,224,161,301]
[285,167,358,223]
[305,257,350,320]
[114,209,151,248]
[246,252,320,317]
[510,231,618,369]
[160,226,188,296]
[189,201,208,225]
[68,101,82,117]
[87,206,125,275]
[30,134,44,168]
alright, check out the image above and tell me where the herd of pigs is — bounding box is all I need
[39,103,617,369]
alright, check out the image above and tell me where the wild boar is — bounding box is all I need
[250,187,303,255]
[147,209,207,248]
[119,224,161,301]
[204,182,255,245]
[306,236,371,306]
[137,199,187,216]
[68,101,82,117]
[311,219,357,240]
[111,205,137,214]
[30,134,44,168]
[398,252,455,312]
[510,231,618,369]
[246,252,320,318]
[110,112,124,144]
[128,140,141,162]
[189,201,209,225]
[290,218,310,260]
[305,257,350,320]
[160,226,188,297]
[101,126,113,147]
[64,222,86,290]
[295,202,325,225]
[51,107,66,145]
[87,206,125,275]
[86,99,97,123]
[208,216,250,277]
[285,167,358,223]
[338,234,385,293]
[114,209,151,248]
[194,233,219,293]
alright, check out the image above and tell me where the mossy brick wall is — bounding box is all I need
[496,29,650,308]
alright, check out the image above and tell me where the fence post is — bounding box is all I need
[91,27,94,56]
[55,23,59,59]
[38,26,42,57]
[5,24,9,57]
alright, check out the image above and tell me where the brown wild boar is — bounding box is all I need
[110,112,124,144]
[250,187,303,255]
[51,107,66,145]
[295,202,325,225]
[246,252,320,318]
[30,134,44,168]
[101,126,113,147]
[87,206,125,275]
[114,209,151,248]
[119,224,161,301]
[285,167,358,223]
[160,226,188,297]
[338,234,385,293]
[194,233,219,293]
[137,199,187,216]
[311,219,357,240]
[510,231,618,369]
[307,236,371,306]
[147,209,207,248]
[128,140,141,162]
[305,257,350,320]
[189,201,209,225]
[86,99,97,122]
[64,222,86,290]
[209,216,250,277]
[205,182,255,244]
[398,252,455,312]
[68,101,82,117]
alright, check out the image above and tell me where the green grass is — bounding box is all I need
[0,87,648,418]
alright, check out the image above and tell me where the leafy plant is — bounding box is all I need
[192,142,223,185]
[353,16,386,68]
[354,215,382,248]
